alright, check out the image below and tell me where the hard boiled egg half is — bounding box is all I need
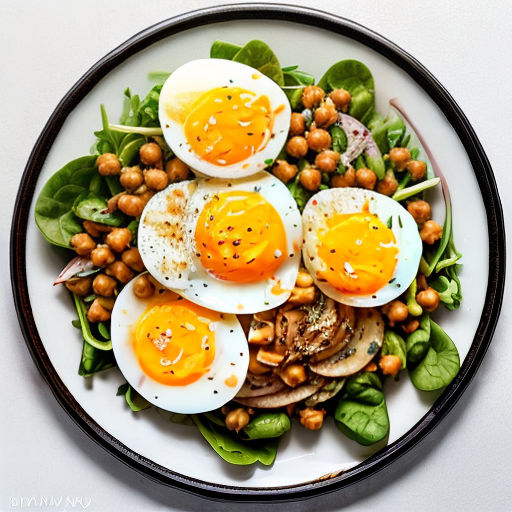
[138,171,302,314]
[159,59,291,179]
[111,276,249,414]
[302,188,422,307]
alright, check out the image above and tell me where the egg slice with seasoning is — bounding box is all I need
[159,59,291,179]
[111,276,249,414]
[302,188,422,307]
[138,171,302,314]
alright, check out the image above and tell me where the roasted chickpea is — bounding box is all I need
[382,300,409,326]
[166,157,190,183]
[402,319,420,334]
[389,147,411,171]
[407,200,431,225]
[376,170,398,196]
[64,277,91,296]
[105,228,132,253]
[138,190,156,208]
[379,354,402,376]
[87,299,111,323]
[120,168,144,191]
[122,247,145,272]
[279,365,307,388]
[96,153,121,176]
[299,408,325,430]
[329,88,351,111]
[306,128,331,152]
[92,274,117,297]
[117,194,144,217]
[314,150,340,173]
[288,286,317,305]
[225,408,250,433]
[364,362,378,373]
[420,220,443,244]
[139,142,163,167]
[299,167,322,191]
[70,233,96,256]
[133,274,155,299]
[248,347,270,375]
[407,160,427,181]
[144,169,169,191]
[105,261,134,284]
[286,136,309,158]
[272,160,298,183]
[83,220,112,238]
[296,271,313,288]
[355,168,377,190]
[331,167,356,188]
[417,287,440,311]
[90,246,115,267]
[314,102,338,128]
[301,85,325,109]
[289,112,306,136]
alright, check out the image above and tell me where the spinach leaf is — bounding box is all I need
[406,314,431,364]
[192,414,279,465]
[117,383,151,412]
[72,191,125,226]
[369,112,406,154]
[408,319,460,391]
[282,68,315,109]
[430,273,462,310]
[382,331,407,371]
[334,372,389,446]
[331,125,348,153]
[78,340,116,377]
[35,155,98,248]
[318,60,375,125]
[127,218,139,247]
[210,40,243,60]
[232,40,284,86]
[286,172,311,212]
[156,408,195,426]
[241,413,291,440]
[73,294,112,351]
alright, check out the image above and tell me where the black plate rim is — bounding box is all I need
[10,2,506,503]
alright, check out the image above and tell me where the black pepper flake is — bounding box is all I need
[389,277,396,284]
[231,363,236,366]
[233,239,241,246]
[247,258,255,264]
[247,132,253,136]
[196,136,201,142]
[227,95,232,100]
[218,240,225,245]
[203,283,208,287]
[240,352,243,357]
[202,243,207,248]
[155,396,158,399]
[213,390,218,394]
[210,215,214,221]
[205,346,210,350]
[289,253,294,257]
[330,267,335,271]
[230,329,234,333]
[196,252,201,257]
[165,277,169,280]
[396,283,401,288]
[170,370,174,374]
[373,225,378,230]
[372,295,377,299]
[227,226,234,231]
[233,254,240,259]
[227,183,232,187]
[158,289,164,294]
[247,227,252,232]
[208,377,214,380]
[214,194,220,200]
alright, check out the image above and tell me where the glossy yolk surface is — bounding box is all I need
[195,191,287,283]
[133,297,218,386]
[316,208,398,295]
[183,87,273,166]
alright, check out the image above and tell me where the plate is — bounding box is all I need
[10,3,505,502]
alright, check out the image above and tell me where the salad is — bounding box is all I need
[35,39,463,466]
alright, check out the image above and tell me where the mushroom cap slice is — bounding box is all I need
[234,383,323,408]
[309,308,384,377]
[235,377,286,398]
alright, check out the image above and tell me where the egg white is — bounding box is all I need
[138,171,302,314]
[159,58,291,179]
[110,275,249,414]
[302,188,422,307]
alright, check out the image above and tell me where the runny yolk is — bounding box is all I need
[183,87,273,166]
[133,296,218,386]
[195,191,287,283]
[317,205,398,295]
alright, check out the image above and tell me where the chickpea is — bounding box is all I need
[286,136,309,158]
[105,261,134,284]
[225,408,250,433]
[299,408,325,430]
[105,228,132,253]
[70,233,96,256]
[117,194,144,217]
[288,286,317,305]
[122,247,145,272]
[355,168,377,190]
[133,274,155,299]
[83,220,112,238]
[402,319,420,334]
[417,287,440,311]
[314,103,338,128]
[420,220,443,244]
[279,365,307,388]
[379,355,402,376]
[296,271,313,288]
[139,142,162,167]
[407,160,427,181]
[299,167,322,191]
[331,167,356,188]
[107,192,125,213]
[329,88,351,112]
[120,168,144,191]
[407,200,431,225]
[96,153,121,176]
[90,246,115,267]
[389,147,411,171]
[314,150,340,173]
[364,362,378,372]
[272,160,298,183]
[301,85,325,109]
[144,169,169,191]
[166,157,190,183]
[289,112,306,136]
[248,347,270,375]
[92,274,117,297]
[307,128,331,151]
[382,300,409,326]
[138,190,156,208]
[376,170,398,196]
[87,299,111,323]
[64,277,91,296]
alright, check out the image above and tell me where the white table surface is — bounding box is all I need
[1,1,511,511]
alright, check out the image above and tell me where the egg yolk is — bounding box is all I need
[133,296,218,386]
[195,191,287,283]
[182,87,273,166]
[316,206,398,295]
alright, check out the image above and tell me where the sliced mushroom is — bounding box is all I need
[234,383,324,408]
[309,308,384,377]
[236,376,286,398]
[248,310,276,345]
[304,380,345,407]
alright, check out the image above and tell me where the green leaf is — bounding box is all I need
[72,191,125,226]
[118,134,145,166]
[73,294,112,351]
[405,278,423,317]
[156,408,195,426]
[392,177,440,202]
[98,322,110,340]
[210,40,243,60]
[117,383,151,412]
[78,340,116,377]
[286,173,311,212]
[406,314,431,364]
[382,331,407,371]
[232,40,284,86]
[369,111,406,154]
[241,413,291,440]
[127,218,139,247]
[282,68,315,108]
[331,125,347,153]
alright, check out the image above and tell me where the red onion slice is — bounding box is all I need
[53,257,94,285]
